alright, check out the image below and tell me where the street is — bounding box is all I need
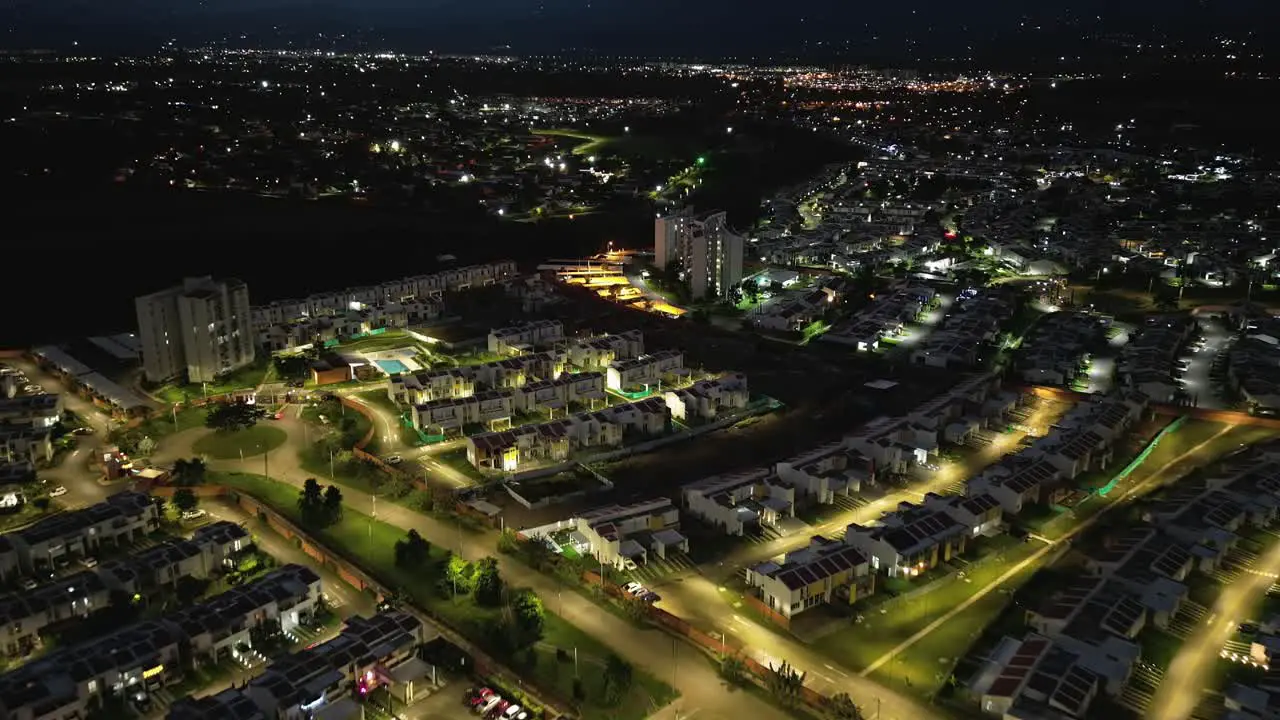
[1180,314,1231,410]
[1148,533,1280,719]
[334,388,476,488]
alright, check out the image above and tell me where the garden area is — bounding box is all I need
[193,424,287,459]
[212,472,676,720]
[149,358,272,404]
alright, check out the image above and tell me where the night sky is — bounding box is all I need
[2,0,1270,58]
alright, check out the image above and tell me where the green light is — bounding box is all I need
[697,157,706,165]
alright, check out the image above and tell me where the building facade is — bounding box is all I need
[136,277,255,383]
[654,210,744,300]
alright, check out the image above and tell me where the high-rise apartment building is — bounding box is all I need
[653,209,743,300]
[136,277,255,383]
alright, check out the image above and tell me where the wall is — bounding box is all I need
[743,592,791,630]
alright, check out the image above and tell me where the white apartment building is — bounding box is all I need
[654,209,745,300]
[136,277,255,383]
[683,469,796,536]
[388,369,476,405]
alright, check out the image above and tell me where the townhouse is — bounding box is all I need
[773,442,869,504]
[0,394,64,429]
[5,491,159,573]
[0,426,53,465]
[388,368,475,405]
[511,372,607,414]
[172,611,428,720]
[606,350,686,392]
[252,261,516,328]
[682,469,796,536]
[1079,527,1193,628]
[910,289,1012,369]
[167,564,323,665]
[0,570,109,658]
[1023,577,1144,690]
[412,389,516,434]
[662,372,750,422]
[1015,312,1105,387]
[845,503,969,578]
[564,331,645,370]
[0,620,186,720]
[1119,314,1196,403]
[98,538,219,596]
[575,498,689,569]
[920,492,1004,538]
[745,537,873,619]
[488,320,565,355]
[465,398,670,471]
[0,566,321,720]
[975,633,1119,719]
[465,351,565,389]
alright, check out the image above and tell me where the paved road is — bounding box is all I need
[333,388,476,488]
[7,358,120,509]
[176,441,790,720]
[1149,528,1280,719]
[1180,314,1231,410]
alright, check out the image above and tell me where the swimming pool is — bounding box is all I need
[377,359,409,375]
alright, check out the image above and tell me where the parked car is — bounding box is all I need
[641,591,661,604]
[621,558,638,571]
[20,579,38,591]
[79,557,98,569]
[623,582,643,595]
[72,426,94,435]
[386,455,404,465]
[182,509,208,521]
[49,486,67,498]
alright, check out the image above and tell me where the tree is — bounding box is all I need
[299,478,326,527]
[473,557,504,607]
[322,485,344,524]
[173,488,199,515]
[205,400,266,432]
[171,457,206,486]
[825,692,865,720]
[766,660,806,705]
[394,529,431,569]
[720,654,746,685]
[445,554,475,595]
[509,589,545,650]
[602,653,633,704]
[496,528,519,554]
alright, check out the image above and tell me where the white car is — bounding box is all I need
[49,486,67,498]
[80,557,98,569]
[20,579,38,591]
[622,558,638,571]
[182,509,208,520]
[623,582,643,595]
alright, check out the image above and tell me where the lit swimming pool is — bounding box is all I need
[377,359,409,375]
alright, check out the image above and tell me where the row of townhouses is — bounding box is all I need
[168,611,431,720]
[0,521,250,659]
[466,398,670,471]
[0,565,323,720]
[250,261,518,329]
[975,441,1280,718]
[0,492,161,582]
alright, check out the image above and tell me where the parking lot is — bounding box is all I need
[405,685,475,720]
[1181,314,1232,409]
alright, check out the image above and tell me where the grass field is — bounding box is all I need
[153,359,271,404]
[193,425,288,459]
[214,472,676,719]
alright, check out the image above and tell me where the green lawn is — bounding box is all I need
[193,425,288,459]
[212,472,676,719]
[814,540,1044,687]
[334,331,420,354]
[153,359,271,403]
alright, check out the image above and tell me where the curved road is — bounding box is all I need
[151,418,791,720]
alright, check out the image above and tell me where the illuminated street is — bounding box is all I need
[1148,538,1280,719]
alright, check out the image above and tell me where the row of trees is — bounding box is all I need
[298,478,343,528]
